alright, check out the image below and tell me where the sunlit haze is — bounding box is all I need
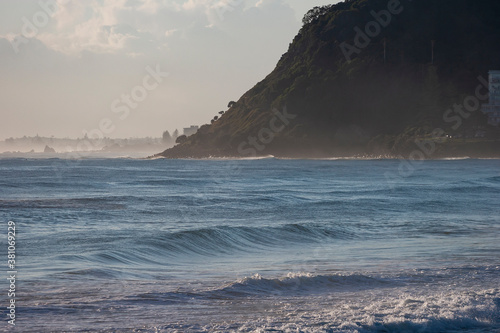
[0,0,338,140]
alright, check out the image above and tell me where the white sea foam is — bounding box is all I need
[4,158,500,332]
[55,272,497,332]
[437,156,471,160]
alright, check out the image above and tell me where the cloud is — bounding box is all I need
[0,0,305,140]
[2,0,299,57]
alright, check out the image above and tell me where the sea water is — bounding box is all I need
[0,157,499,332]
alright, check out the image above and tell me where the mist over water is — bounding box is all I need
[1,158,499,332]
[0,136,172,158]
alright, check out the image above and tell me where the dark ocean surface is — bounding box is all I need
[0,157,499,332]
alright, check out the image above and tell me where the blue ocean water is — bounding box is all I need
[0,157,499,332]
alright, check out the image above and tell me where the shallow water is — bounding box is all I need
[1,158,499,332]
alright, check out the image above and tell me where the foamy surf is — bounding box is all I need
[3,158,499,332]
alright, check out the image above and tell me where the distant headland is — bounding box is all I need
[156,0,500,159]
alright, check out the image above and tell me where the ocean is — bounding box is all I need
[0,157,499,332]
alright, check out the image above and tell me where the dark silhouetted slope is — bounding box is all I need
[159,0,500,158]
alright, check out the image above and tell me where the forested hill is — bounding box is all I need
[159,0,500,158]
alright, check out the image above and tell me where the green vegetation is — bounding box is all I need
[160,0,500,158]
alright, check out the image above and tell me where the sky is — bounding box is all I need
[0,0,339,140]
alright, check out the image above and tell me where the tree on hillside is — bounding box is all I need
[228,101,236,108]
[172,129,179,139]
[302,5,333,26]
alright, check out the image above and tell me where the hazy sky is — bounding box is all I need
[0,0,339,140]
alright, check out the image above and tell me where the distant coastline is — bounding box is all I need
[0,135,172,157]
